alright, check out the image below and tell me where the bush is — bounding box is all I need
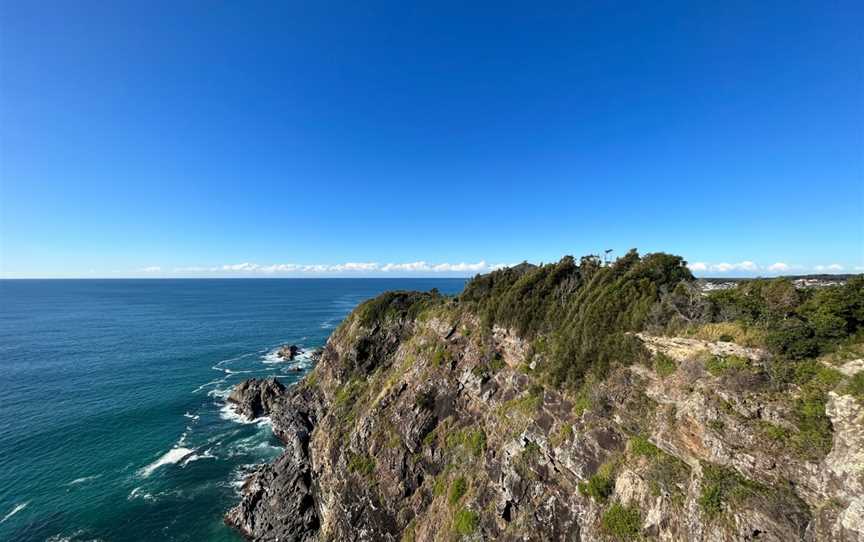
[653,353,677,378]
[704,354,751,377]
[578,459,617,502]
[601,503,641,540]
[629,436,660,458]
[448,477,468,506]
[460,250,691,391]
[847,372,864,403]
[698,462,763,520]
[452,508,479,535]
[347,453,376,477]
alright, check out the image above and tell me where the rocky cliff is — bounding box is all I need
[225,255,864,541]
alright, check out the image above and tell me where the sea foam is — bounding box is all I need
[1,501,28,523]
[138,447,194,478]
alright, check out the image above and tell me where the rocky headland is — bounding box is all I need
[224,253,864,541]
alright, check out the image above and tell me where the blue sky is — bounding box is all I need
[1,1,861,278]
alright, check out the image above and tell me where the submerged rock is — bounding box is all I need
[226,377,286,420]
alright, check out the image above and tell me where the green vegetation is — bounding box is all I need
[578,458,618,503]
[628,437,690,502]
[600,502,642,540]
[445,427,487,458]
[431,347,452,367]
[704,354,751,377]
[698,462,763,520]
[707,276,864,361]
[448,477,468,506]
[653,353,678,377]
[452,508,479,536]
[355,290,443,328]
[847,372,864,403]
[629,435,660,458]
[347,453,376,477]
[460,251,691,390]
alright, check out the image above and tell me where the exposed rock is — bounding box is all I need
[225,296,864,541]
[226,377,286,420]
[225,383,324,540]
[278,344,302,361]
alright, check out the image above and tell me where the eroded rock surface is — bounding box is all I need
[224,296,864,541]
[226,377,286,420]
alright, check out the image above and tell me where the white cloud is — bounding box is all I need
[222,262,260,271]
[160,260,508,276]
[689,262,708,272]
[709,261,759,273]
[381,261,431,272]
[767,262,790,272]
[141,266,161,273]
[814,264,844,272]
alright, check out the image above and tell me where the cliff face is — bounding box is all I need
[225,274,864,541]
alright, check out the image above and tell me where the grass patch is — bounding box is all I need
[432,347,452,368]
[452,508,479,536]
[653,353,678,378]
[347,453,376,477]
[601,502,641,540]
[448,477,468,506]
[578,457,618,502]
[686,322,766,347]
[698,462,764,520]
[445,427,487,458]
[846,372,864,403]
[629,435,660,458]
[704,354,751,377]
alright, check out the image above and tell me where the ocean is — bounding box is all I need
[0,278,466,541]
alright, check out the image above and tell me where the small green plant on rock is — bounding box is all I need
[448,477,468,506]
[578,458,618,502]
[601,502,641,540]
[653,353,678,378]
[452,508,479,536]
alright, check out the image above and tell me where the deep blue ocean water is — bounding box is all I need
[0,279,465,541]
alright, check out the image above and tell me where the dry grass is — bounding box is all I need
[684,322,766,348]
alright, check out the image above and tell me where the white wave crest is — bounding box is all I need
[1,502,28,523]
[66,474,101,486]
[138,447,194,477]
[219,401,255,424]
[181,448,216,466]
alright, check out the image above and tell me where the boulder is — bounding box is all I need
[277,344,301,361]
[227,378,286,420]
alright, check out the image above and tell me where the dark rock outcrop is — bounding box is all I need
[278,344,301,361]
[226,377,286,420]
[225,383,325,540]
[224,290,864,541]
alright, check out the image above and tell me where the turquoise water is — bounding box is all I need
[0,279,465,541]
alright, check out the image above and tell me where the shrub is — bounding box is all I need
[698,462,763,520]
[653,353,677,378]
[601,503,641,540]
[704,354,750,377]
[847,372,864,403]
[578,458,617,502]
[452,508,479,536]
[629,436,660,458]
[348,453,376,477]
[460,250,691,391]
[448,477,468,506]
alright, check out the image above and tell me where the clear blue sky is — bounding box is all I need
[1,1,861,278]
